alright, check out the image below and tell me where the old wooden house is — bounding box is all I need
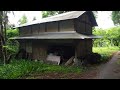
[13,11,99,64]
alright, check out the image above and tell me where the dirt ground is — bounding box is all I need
[23,71,98,79]
[96,51,120,79]
[22,51,120,79]
[22,64,101,79]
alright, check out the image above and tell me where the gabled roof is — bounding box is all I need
[16,11,97,28]
[11,31,101,40]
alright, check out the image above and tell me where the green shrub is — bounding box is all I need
[93,46,119,63]
[7,29,19,38]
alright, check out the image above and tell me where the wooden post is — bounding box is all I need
[45,23,47,32]
[58,21,60,32]
[74,49,78,66]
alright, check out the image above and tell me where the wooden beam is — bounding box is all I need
[73,19,76,31]
[31,26,32,35]
[58,21,60,32]
[31,40,33,60]
[45,23,47,32]
[38,24,40,34]
[85,15,86,34]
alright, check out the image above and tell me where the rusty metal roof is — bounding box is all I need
[11,31,101,40]
[15,11,97,28]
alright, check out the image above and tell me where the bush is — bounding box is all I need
[93,47,119,63]
[78,53,101,66]
[7,29,19,38]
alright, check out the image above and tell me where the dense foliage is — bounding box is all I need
[93,27,120,48]
[0,60,82,79]
[18,14,28,25]
[7,28,19,38]
[93,26,120,63]
[112,11,120,25]
[6,29,19,54]
[0,28,19,63]
[42,11,69,18]
[93,46,119,62]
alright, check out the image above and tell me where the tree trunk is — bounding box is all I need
[4,21,7,64]
[0,11,6,65]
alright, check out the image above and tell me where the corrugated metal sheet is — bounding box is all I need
[11,31,102,40]
[15,11,89,28]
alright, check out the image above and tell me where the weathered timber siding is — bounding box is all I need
[76,40,86,57]
[19,26,31,36]
[19,20,75,36]
[74,13,92,35]
[60,20,74,31]
[39,23,45,33]
[32,41,47,61]
[47,22,58,32]
[26,26,32,35]
[32,24,39,35]
[82,13,92,35]
[19,27,24,36]
[85,39,93,54]
[19,40,26,50]
[75,39,92,57]
[26,42,32,53]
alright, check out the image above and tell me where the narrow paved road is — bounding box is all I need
[96,51,120,79]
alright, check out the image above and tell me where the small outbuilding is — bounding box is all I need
[13,11,100,64]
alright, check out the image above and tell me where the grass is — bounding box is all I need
[0,60,82,79]
[93,46,119,62]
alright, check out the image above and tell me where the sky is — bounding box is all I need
[8,11,115,29]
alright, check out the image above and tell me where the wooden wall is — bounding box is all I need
[85,39,93,54]
[19,12,93,36]
[75,39,93,58]
[19,26,32,36]
[47,22,58,32]
[22,40,76,61]
[20,41,32,52]
[32,24,39,35]
[26,42,32,53]
[74,13,92,35]
[60,20,74,31]
[32,41,47,61]
[19,40,47,61]
[39,23,45,33]
[19,19,75,36]
[18,40,32,59]
[19,40,26,50]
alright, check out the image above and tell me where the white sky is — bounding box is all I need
[8,11,115,29]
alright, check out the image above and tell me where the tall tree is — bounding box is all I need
[112,11,120,25]
[0,11,12,65]
[18,14,28,25]
[42,11,69,18]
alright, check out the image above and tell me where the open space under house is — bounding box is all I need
[13,11,100,65]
